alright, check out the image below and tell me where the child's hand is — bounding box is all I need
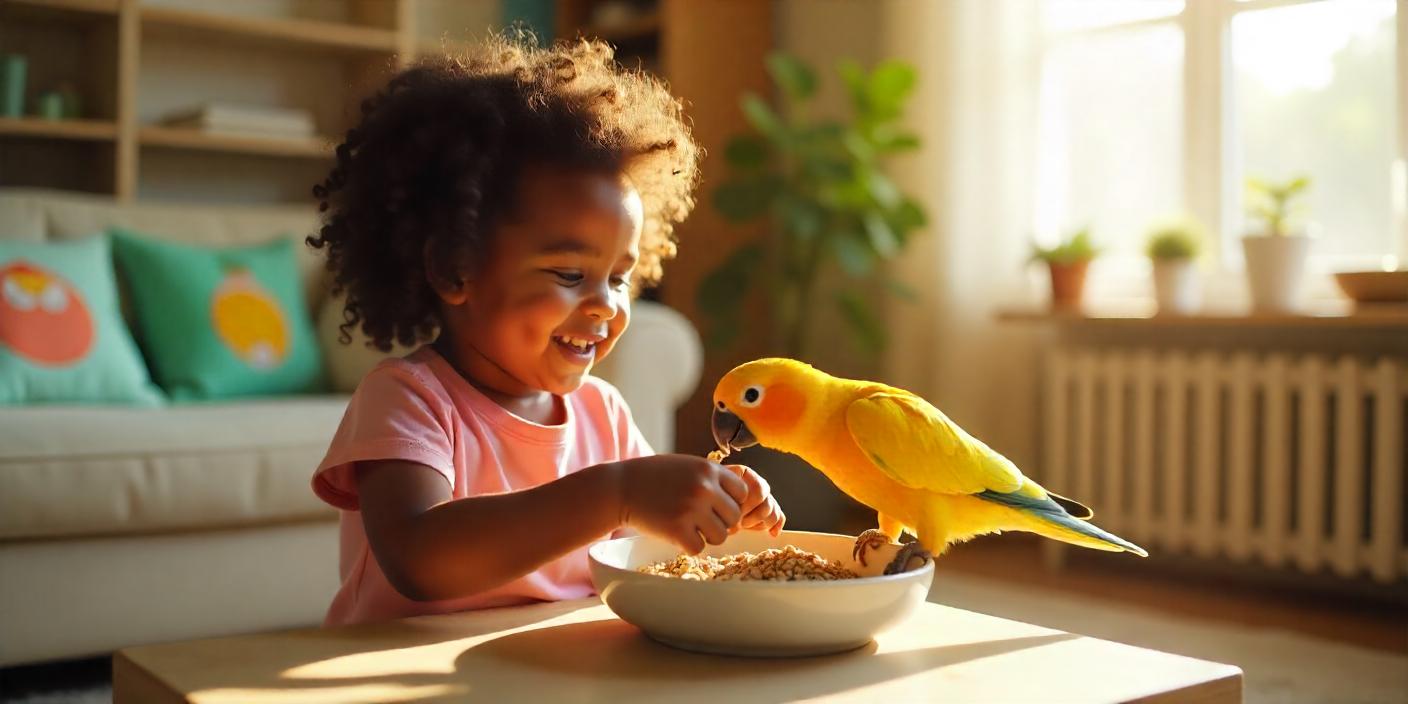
[725,464,786,537]
[614,455,749,554]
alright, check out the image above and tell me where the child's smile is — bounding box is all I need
[432,166,644,418]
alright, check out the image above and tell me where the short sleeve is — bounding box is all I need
[311,362,458,510]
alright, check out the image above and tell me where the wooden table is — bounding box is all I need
[114,599,1242,703]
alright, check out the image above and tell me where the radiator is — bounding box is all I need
[1041,348,1408,583]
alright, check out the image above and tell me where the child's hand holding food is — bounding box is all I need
[613,455,750,554]
[724,464,785,537]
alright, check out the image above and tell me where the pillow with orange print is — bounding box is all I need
[0,236,162,405]
[110,230,326,400]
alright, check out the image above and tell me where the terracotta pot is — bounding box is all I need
[1047,260,1090,310]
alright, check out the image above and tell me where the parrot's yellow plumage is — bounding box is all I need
[711,358,1146,573]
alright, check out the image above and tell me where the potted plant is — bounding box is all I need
[697,53,926,359]
[1032,229,1099,310]
[1145,219,1202,315]
[697,53,925,534]
[1243,175,1312,312]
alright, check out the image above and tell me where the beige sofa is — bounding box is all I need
[0,188,702,666]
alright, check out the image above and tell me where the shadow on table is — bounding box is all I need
[452,619,1079,702]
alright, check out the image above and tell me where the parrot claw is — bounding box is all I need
[882,542,932,576]
[852,529,894,567]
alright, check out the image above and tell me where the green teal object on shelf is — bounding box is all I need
[36,91,64,120]
[503,0,555,41]
[0,54,27,118]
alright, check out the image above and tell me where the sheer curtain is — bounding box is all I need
[878,0,1046,466]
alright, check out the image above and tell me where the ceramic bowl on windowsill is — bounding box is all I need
[1333,270,1408,304]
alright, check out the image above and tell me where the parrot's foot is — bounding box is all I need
[883,542,932,575]
[852,529,896,567]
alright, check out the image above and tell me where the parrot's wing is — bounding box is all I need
[846,391,1025,495]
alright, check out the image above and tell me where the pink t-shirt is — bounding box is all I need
[311,346,652,627]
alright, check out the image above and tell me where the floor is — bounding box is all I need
[938,534,1408,654]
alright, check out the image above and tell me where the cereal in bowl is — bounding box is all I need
[639,545,858,581]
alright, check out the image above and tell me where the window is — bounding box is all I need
[1035,0,1405,286]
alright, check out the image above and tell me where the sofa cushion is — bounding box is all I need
[0,236,163,405]
[111,230,326,400]
[0,397,348,540]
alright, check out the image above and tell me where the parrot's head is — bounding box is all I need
[711,357,827,454]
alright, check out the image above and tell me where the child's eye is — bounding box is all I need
[610,275,632,290]
[548,270,584,286]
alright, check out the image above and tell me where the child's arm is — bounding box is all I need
[356,455,752,602]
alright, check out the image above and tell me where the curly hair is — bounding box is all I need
[308,33,700,352]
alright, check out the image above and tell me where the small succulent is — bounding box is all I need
[1032,228,1099,265]
[1145,219,1203,260]
[1246,175,1310,237]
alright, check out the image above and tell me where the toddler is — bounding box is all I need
[307,35,783,627]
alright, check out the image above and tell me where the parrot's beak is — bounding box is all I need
[711,406,758,452]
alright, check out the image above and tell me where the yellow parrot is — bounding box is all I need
[711,358,1147,574]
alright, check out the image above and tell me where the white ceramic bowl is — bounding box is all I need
[588,530,933,657]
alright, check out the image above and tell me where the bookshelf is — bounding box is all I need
[0,0,752,204]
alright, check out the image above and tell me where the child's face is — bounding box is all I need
[438,166,643,398]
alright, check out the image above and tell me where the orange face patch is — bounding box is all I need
[0,262,94,367]
[750,381,806,436]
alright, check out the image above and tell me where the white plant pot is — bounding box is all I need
[1152,258,1199,315]
[1242,234,1310,313]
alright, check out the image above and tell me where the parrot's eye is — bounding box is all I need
[740,385,763,408]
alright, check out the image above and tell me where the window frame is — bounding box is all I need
[1038,0,1407,303]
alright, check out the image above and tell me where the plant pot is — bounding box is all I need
[1242,234,1310,313]
[1046,260,1090,310]
[1151,258,1199,315]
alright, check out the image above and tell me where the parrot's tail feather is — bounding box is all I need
[975,489,1147,557]
[1046,491,1093,520]
[1030,510,1149,557]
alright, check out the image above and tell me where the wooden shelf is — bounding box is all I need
[0,116,117,142]
[1,0,118,22]
[139,126,332,159]
[995,305,1408,330]
[140,6,399,55]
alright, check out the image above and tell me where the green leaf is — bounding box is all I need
[831,233,874,276]
[741,94,784,137]
[890,197,927,232]
[872,128,920,153]
[713,176,779,222]
[835,290,886,355]
[767,53,817,101]
[870,62,917,100]
[842,130,875,162]
[696,242,766,349]
[779,196,825,240]
[863,212,900,256]
[866,171,901,209]
[724,135,771,169]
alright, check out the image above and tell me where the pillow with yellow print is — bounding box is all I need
[111,229,326,400]
[0,236,163,405]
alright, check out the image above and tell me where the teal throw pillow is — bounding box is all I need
[0,236,163,405]
[111,230,325,400]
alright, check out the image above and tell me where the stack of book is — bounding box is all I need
[160,103,316,140]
